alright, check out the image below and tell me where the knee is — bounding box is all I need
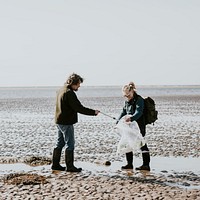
[65,144,74,151]
[56,141,65,149]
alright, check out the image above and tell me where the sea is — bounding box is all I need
[0,85,200,99]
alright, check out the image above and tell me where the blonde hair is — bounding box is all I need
[128,82,136,90]
[122,82,136,95]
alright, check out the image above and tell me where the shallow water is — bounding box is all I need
[1,157,199,176]
[1,157,200,190]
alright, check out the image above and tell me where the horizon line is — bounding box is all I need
[0,84,200,88]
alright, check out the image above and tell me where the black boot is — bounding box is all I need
[135,152,150,171]
[121,152,133,169]
[51,147,66,171]
[65,150,82,172]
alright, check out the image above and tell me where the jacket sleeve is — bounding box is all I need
[130,96,144,121]
[117,103,127,123]
[67,91,96,115]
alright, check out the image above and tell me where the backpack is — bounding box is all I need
[143,97,158,125]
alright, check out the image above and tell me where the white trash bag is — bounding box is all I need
[114,116,146,155]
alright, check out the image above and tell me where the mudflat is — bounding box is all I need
[0,87,200,199]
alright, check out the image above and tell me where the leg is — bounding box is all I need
[51,147,66,171]
[59,125,82,172]
[65,149,82,172]
[135,144,150,171]
[121,152,133,169]
[51,126,66,171]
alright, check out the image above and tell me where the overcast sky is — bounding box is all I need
[0,0,200,87]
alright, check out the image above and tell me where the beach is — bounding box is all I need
[0,86,200,199]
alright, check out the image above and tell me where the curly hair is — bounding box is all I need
[65,73,84,86]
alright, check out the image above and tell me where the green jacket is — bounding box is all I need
[117,93,146,136]
[55,86,96,125]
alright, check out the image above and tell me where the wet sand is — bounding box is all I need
[0,91,200,199]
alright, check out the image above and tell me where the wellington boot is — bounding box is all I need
[121,164,133,170]
[67,166,82,172]
[135,165,150,171]
[51,165,66,171]
[51,147,66,171]
[65,150,82,173]
[121,152,133,170]
[135,152,150,171]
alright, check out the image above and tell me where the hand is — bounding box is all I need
[95,110,100,115]
[125,116,131,122]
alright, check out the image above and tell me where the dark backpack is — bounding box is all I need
[143,97,158,125]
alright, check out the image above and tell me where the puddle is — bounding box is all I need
[0,157,200,189]
[0,156,199,174]
[0,163,50,175]
[149,156,200,173]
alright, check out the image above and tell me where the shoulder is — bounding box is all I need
[65,88,76,96]
[135,94,144,106]
[134,94,143,101]
[57,87,75,97]
[137,95,144,101]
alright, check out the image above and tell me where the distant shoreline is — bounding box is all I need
[0,85,200,89]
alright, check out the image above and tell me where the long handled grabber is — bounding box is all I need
[100,111,117,121]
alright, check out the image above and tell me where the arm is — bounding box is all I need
[116,104,127,123]
[68,91,96,115]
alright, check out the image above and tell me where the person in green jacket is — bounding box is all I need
[117,82,150,171]
[51,73,100,172]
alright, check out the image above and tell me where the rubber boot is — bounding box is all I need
[65,150,82,172]
[135,152,150,171]
[51,147,66,171]
[121,152,133,169]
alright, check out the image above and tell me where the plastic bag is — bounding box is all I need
[114,116,146,155]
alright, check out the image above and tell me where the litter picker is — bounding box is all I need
[100,111,117,120]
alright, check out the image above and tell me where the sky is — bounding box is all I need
[0,0,200,87]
